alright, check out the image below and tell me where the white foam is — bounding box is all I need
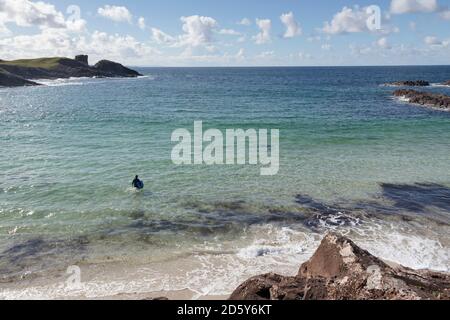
[393,95,411,103]
[34,75,151,87]
[360,231,449,272]
[35,78,84,87]
[430,83,450,88]
[0,220,448,300]
[8,226,19,235]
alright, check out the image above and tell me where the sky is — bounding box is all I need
[0,0,449,66]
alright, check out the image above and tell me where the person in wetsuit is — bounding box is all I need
[132,175,144,190]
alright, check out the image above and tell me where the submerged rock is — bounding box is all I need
[393,89,450,111]
[230,233,449,300]
[385,80,430,87]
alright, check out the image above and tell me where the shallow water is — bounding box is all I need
[0,67,449,299]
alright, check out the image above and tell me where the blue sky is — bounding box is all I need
[1,0,449,66]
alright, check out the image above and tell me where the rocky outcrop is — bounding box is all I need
[385,80,430,87]
[393,89,450,111]
[0,55,142,87]
[94,60,142,78]
[0,69,39,87]
[230,234,449,300]
[444,81,450,86]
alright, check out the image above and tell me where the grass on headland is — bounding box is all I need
[0,57,65,69]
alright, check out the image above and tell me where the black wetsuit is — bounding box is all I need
[132,178,143,189]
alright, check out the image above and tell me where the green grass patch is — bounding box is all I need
[0,57,65,69]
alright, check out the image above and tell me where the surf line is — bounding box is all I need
[171,121,280,176]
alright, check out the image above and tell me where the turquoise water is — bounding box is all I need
[0,67,449,298]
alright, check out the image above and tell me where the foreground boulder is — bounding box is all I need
[385,80,430,87]
[393,89,450,111]
[230,234,449,300]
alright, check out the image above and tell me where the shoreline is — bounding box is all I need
[1,234,448,300]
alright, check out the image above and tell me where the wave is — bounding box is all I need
[431,83,450,87]
[1,220,447,300]
[34,75,153,87]
[393,95,411,103]
[34,78,85,87]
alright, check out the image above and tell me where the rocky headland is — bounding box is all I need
[0,68,40,87]
[384,80,430,87]
[393,89,450,111]
[0,55,142,87]
[230,233,449,300]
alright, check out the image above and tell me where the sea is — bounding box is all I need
[0,66,449,299]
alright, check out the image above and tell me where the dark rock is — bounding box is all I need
[393,89,450,111]
[94,60,142,77]
[229,233,450,300]
[0,68,39,87]
[385,80,430,87]
[75,55,89,65]
[0,55,142,87]
[444,80,450,86]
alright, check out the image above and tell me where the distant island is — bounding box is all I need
[0,55,142,87]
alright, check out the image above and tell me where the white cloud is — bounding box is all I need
[321,43,332,50]
[98,5,132,23]
[253,18,271,44]
[171,48,251,66]
[297,52,312,60]
[0,0,85,33]
[280,12,302,38]
[87,31,158,59]
[377,37,391,49]
[424,35,449,46]
[349,44,373,56]
[323,6,397,35]
[66,18,87,33]
[236,48,245,60]
[323,6,372,34]
[138,17,146,30]
[178,15,218,47]
[152,15,227,48]
[218,28,241,36]
[151,27,175,44]
[256,51,274,59]
[237,18,251,26]
[0,28,158,64]
[440,10,450,19]
[307,35,322,42]
[390,0,438,14]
